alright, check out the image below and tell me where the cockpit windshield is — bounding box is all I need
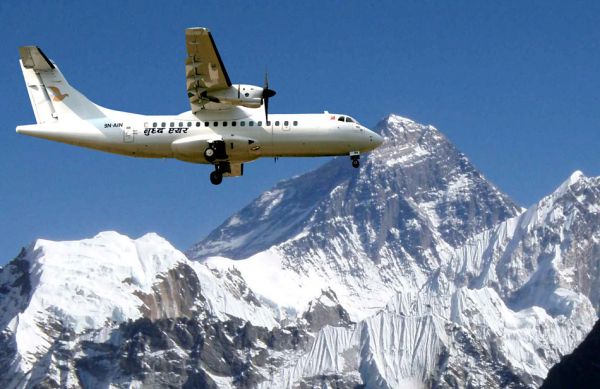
[337,116,360,125]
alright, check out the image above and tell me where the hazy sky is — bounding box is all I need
[1,1,599,264]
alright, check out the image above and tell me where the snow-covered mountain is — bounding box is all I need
[189,115,523,320]
[1,114,598,388]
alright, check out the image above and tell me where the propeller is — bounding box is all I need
[261,72,276,122]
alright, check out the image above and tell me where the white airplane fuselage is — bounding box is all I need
[17,35,383,184]
[17,107,382,164]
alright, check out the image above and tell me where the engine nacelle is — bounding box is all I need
[203,84,263,108]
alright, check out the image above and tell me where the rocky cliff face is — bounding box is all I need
[1,115,598,388]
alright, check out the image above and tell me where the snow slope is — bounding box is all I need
[1,114,598,388]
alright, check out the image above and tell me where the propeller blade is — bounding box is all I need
[262,71,276,122]
[264,95,269,122]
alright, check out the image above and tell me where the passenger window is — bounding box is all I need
[284,121,289,126]
[161,122,166,127]
[223,121,227,127]
[293,121,298,126]
[249,121,254,126]
[213,122,218,127]
[240,121,246,127]
[257,121,262,126]
[170,122,174,127]
[196,122,201,127]
[232,121,237,127]
[266,121,271,126]
[152,122,157,127]
[187,122,191,127]
[204,122,209,126]
[275,121,280,126]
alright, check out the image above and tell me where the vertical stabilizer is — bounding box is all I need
[19,46,105,123]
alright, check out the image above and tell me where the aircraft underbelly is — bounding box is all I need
[269,130,355,157]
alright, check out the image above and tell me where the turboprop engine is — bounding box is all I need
[202,84,263,108]
[198,73,277,121]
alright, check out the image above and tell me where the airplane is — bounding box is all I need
[16,27,383,185]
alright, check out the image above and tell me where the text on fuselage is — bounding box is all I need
[143,127,189,136]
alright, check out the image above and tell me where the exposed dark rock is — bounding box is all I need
[541,318,600,389]
[303,289,353,332]
[135,263,205,320]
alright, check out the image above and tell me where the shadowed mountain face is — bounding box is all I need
[1,114,599,388]
[541,318,600,389]
[189,115,521,261]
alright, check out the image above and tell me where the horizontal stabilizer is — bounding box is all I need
[19,46,55,71]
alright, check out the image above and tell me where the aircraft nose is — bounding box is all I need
[365,128,384,149]
[372,132,384,147]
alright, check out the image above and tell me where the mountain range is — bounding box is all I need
[1,114,598,388]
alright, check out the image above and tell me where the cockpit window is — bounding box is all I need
[338,116,345,122]
[345,117,354,123]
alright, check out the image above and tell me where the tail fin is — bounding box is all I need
[19,46,105,123]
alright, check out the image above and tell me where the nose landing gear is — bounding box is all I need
[350,151,360,168]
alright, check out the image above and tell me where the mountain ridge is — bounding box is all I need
[1,114,598,388]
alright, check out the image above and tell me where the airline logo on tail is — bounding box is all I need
[47,86,69,102]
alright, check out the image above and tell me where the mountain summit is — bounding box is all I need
[189,114,522,318]
[1,114,598,388]
[190,115,520,261]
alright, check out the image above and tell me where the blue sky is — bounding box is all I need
[1,1,599,264]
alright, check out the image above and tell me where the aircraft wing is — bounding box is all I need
[185,27,232,112]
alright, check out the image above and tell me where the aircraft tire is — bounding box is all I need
[210,171,223,185]
[352,159,360,168]
[204,147,216,162]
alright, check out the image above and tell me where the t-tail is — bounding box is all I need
[19,46,106,124]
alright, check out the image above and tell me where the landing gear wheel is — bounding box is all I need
[204,147,216,162]
[352,158,360,168]
[210,171,223,185]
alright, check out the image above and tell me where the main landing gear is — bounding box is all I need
[209,162,231,185]
[204,140,227,163]
[210,170,223,185]
[350,151,360,168]
[205,141,229,185]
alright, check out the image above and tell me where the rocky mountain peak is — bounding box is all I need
[547,169,587,203]
[189,114,521,262]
